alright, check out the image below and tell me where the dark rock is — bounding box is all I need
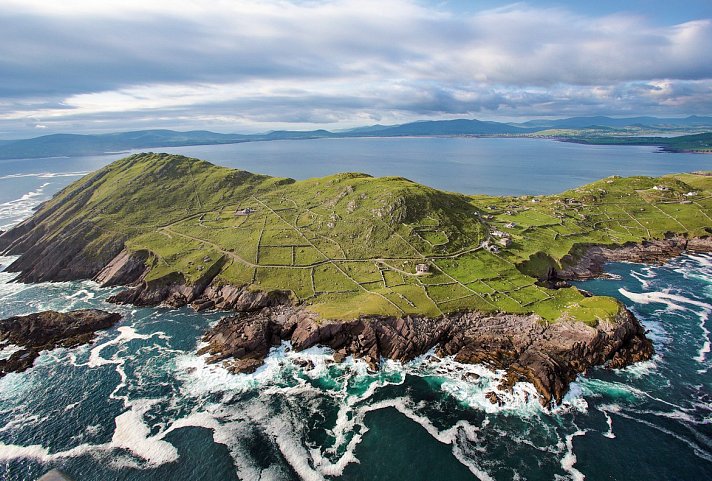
[293,358,315,370]
[485,391,504,406]
[0,309,121,376]
[94,249,149,287]
[557,236,712,280]
[199,305,653,406]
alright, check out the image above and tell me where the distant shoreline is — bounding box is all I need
[3,132,711,161]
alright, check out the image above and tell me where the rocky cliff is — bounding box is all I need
[557,236,712,280]
[0,309,122,376]
[199,305,652,406]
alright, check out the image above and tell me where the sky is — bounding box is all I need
[0,0,711,139]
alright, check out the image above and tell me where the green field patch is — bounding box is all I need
[434,254,491,284]
[465,280,496,295]
[313,263,361,293]
[438,293,494,313]
[296,210,318,228]
[214,260,255,286]
[382,269,406,287]
[489,293,526,313]
[531,288,587,321]
[418,230,449,246]
[295,246,325,265]
[426,283,474,305]
[550,222,586,236]
[508,285,551,306]
[381,291,417,313]
[628,206,680,235]
[499,209,560,227]
[560,296,620,326]
[337,261,383,284]
[169,220,262,263]
[361,280,385,291]
[655,203,710,235]
[472,250,514,276]
[309,236,347,259]
[259,246,293,265]
[255,267,313,300]
[309,291,401,319]
[261,227,305,246]
[388,284,441,316]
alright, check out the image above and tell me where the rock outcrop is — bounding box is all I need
[93,249,150,287]
[0,309,122,376]
[199,305,652,406]
[556,236,712,280]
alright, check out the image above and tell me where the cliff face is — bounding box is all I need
[0,309,121,376]
[98,249,292,311]
[199,305,652,406]
[1,168,126,283]
[557,236,712,280]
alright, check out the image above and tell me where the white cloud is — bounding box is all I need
[0,1,710,136]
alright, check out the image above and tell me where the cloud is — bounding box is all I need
[0,0,710,137]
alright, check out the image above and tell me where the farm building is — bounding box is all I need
[235,207,256,216]
[416,263,430,274]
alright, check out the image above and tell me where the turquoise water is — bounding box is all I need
[0,138,711,480]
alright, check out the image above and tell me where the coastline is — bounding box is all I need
[8,237,702,405]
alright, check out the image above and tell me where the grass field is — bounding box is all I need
[23,153,712,324]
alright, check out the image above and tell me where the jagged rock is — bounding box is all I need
[557,236,712,280]
[199,306,653,406]
[0,309,122,376]
[485,391,504,406]
[94,249,149,286]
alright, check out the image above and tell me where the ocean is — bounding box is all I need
[0,137,710,480]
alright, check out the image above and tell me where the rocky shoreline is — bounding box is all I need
[198,305,652,406]
[0,309,122,376]
[2,237,710,405]
[555,236,712,280]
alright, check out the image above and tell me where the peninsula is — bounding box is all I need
[1,153,710,404]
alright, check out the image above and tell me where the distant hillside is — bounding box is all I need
[0,130,250,159]
[518,115,712,130]
[2,116,711,159]
[559,132,712,153]
[346,119,533,136]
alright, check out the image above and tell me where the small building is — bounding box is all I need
[487,245,500,254]
[235,207,255,216]
[482,214,494,220]
[652,185,670,192]
[504,210,514,215]
[491,229,506,238]
[416,263,430,274]
[498,237,512,247]
[685,191,698,197]
[504,222,516,229]
[531,198,541,203]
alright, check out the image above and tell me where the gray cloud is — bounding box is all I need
[0,1,711,138]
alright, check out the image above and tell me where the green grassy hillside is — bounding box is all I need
[15,153,712,324]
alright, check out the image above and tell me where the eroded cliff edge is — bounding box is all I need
[555,236,712,280]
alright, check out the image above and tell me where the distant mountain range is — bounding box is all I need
[1,116,711,159]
